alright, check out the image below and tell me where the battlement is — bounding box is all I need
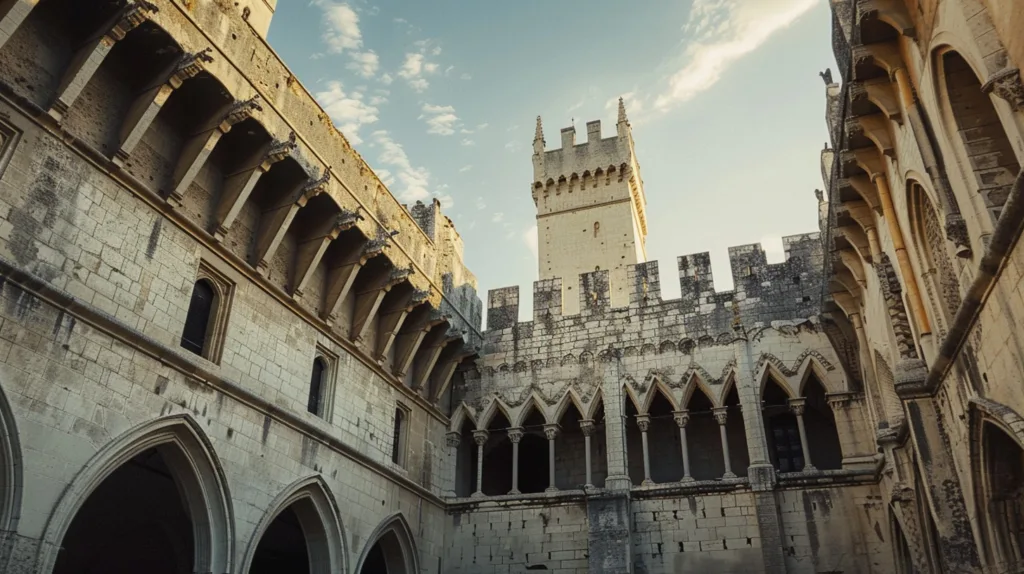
[486,232,824,336]
[533,120,632,184]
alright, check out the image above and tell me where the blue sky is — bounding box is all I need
[268,0,836,315]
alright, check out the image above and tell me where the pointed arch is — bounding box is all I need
[640,379,678,414]
[585,391,605,420]
[796,355,841,396]
[448,402,476,433]
[553,390,586,424]
[241,475,347,574]
[0,381,22,546]
[36,413,234,574]
[354,512,419,574]
[622,384,642,415]
[515,394,549,428]
[970,399,1024,570]
[682,373,718,409]
[757,363,797,401]
[476,398,512,431]
[906,178,962,333]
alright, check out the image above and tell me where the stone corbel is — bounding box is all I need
[430,343,479,403]
[855,0,915,38]
[981,67,1024,112]
[852,42,903,82]
[410,326,459,391]
[351,266,414,345]
[850,78,902,124]
[252,166,333,275]
[293,207,362,298]
[851,114,894,157]
[374,289,429,363]
[321,234,388,325]
[168,96,262,205]
[50,0,159,120]
[115,48,215,165]
[844,176,882,213]
[212,132,296,237]
[393,314,448,380]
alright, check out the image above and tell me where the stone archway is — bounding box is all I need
[981,420,1024,571]
[0,383,23,567]
[243,476,347,574]
[355,513,419,574]
[37,414,233,574]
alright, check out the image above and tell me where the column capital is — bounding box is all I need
[672,409,690,428]
[472,429,489,446]
[635,414,651,432]
[543,423,561,440]
[445,431,461,448]
[712,407,728,426]
[788,397,807,416]
[579,419,596,436]
[507,427,524,444]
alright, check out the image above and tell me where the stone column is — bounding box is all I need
[788,398,816,472]
[508,427,523,495]
[445,431,460,498]
[714,408,737,479]
[544,424,560,493]
[472,430,488,497]
[673,410,693,482]
[601,376,631,491]
[579,419,596,488]
[636,414,653,486]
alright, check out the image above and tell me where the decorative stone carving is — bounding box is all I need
[635,414,651,433]
[445,431,461,448]
[672,410,690,428]
[543,424,560,441]
[788,398,807,416]
[578,419,595,437]
[507,427,524,444]
[472,430,489,446]
[713,407,728,426]
[982,67,1024,112]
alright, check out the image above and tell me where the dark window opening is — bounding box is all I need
[308,358,326,416]
[392,407,406,465]
[181,280,215,356]
[770,415,804,473]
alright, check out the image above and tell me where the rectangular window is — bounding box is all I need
[392,404,410,466]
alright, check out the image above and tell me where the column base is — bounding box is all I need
[508,489,521,495]
[640,479,654,487]
[471,491,485,498]
[722,471,737,479]
[604,475,632,492]
[802,465,817,473]
[545,486,559,494]
[680,476,694,483]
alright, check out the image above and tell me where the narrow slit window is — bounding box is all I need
[392,406,407,465]
[308,358,326,416]
[181,280,215,356]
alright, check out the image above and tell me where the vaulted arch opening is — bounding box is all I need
[686,389,724,481]
[176,116,273,236]
[941,50,1020,222]
[54,447,195,573]
[624,396,644,485]
[982,421,1024,569]
[480,409,512,496]
[553,401,587,490]
[908,181,962,334]
[802,373,843,470]
[0,0,125,109]
[516,407,549,495]
[62,20,182,156]
[250,506,308,573]
[454,418,475,498]
[646,390,682,484]
[246,477,344,574]
[764,377,803,473]
[0,385,22,555]
[127,70,233,195]
[722,385,748,477]
[358,515,417,574]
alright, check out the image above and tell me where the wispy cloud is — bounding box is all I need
[653,0,816,111]
[370,130,431,203]
[346,50,379,78]
[314,2,383,80]
[459,165,473,173]
[475,197,486,210]
[314,81,379,145]
[460,138,476,147]
[492,212,504,223]
[419,103,459,135]
[523,225,538,259]
[397,40,443,92]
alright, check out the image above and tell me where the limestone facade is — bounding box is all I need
[0,0,1020,573]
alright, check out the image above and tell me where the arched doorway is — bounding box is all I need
[983,421,1024,570]
[0,384,22,567]
[39,415,233,574]
[244,476,345,574]
[357,513,418,574]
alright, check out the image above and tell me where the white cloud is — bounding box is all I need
[407,78,429,92]
[476,123,489,131]
[504,140,520,153]
[492,212,504,223]
[461,138,475,147]
[605,90,645,117]
[346,51,379,77]
[379,73,393,85]
[475,197,486,210]
[310,52,325,60]
[460,73,472,80]
[398,53,425,78]
[317,2,363,53]
[568,99,585,112]
[506,124,519,132]
[436,193,454,209]
[314,81,379,145]
[371,130,431,203]
[397,44,444,92]
[444,65,455,76]
[376,168,394,187]
[459,165,473,173]
[523,225,538,259]
[654,0,816,111]
[419,103,459,135]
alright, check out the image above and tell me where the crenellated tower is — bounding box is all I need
[531,98,648,314]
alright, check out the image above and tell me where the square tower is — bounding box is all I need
[530,99,648,314]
